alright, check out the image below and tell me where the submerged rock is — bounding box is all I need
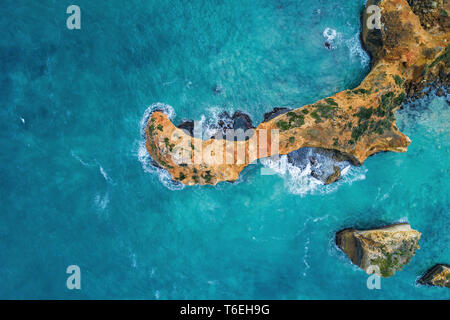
[436,87,445,96]
[213,84,223,95]
[213,111,234,137]
[177,120,195,136]
[209,110,254,140]
[176,111,254,140]
[418,264,450,288]
[336,223,421,278]
[232,111,254,130]
[287,148,349,184]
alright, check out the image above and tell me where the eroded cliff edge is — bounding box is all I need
[336,223,421,277]
[145,0,449,186]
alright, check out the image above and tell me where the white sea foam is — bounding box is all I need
[99,165,112,183]
[139,102,176,137]
[260,153,367,196]
[346,32,370,67]
[323,28,337,42]
[139,103,367,193]
[313,214,330,223]
[396,217,410,224]
[302,237,310,277]
[137,139,184,191]
[198,105,236,139]
[130,252,137,268]
[261,155,323,196]
[322,28,370,68]
[322,27,342,51]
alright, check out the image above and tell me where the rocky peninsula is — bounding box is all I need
[336,223,421,277]
[145,0,449,186]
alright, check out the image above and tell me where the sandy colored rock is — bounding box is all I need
[418,264,450,288]
[145,0,449,186]
[325,166,341,185]
[336,223,421,277]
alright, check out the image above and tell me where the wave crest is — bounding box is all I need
[260,151,367,196]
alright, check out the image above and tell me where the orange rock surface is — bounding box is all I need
[146,0,449,186]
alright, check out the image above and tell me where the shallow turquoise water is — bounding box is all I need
[0,0,448,299]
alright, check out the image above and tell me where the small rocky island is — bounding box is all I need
[336,223,421,277]
[418,264,450,288]
[145,0,449,186]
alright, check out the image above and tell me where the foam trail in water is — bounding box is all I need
[140,103,176,136]
[260,154,367,196]
[302,237,310,277]
[346,32,370,67]
[99,165,114,184]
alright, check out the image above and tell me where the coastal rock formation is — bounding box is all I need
[263,107,292,122]
[418,264,450,288]
[336,223,421,277]
[287,148,349,185]
[145,0,449,186]
[406,0,449,32]
[403,0,450,97]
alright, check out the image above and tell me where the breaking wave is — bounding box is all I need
[260,152,367,197]
[138,104,368,193]
[322,28,369,67]
[346,32,370,67]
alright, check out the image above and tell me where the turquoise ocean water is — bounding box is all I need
[0,0,449,299]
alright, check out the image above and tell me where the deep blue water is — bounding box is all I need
[0,0,448,299]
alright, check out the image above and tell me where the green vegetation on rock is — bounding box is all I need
[325,98,338,106]
[276,120,290,131]
[393,75,404,86]
[276,112,305,131]
[310,111,321,123]
[164,137,175,152]
[202,170,213,183]
[354,106,373,121]
[352,88,371,95]
[176,172,186,181]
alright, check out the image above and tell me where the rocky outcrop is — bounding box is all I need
[325,166,341,185]
[145,0,449,186]
[336,223,421,277]
[177,120,195,136]
[232,111,254,131]
[405,0,450,97]
[287,148,349,184]
[407,0,449,32]
[418,264,450,288]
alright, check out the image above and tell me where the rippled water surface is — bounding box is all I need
[0,0,448,299]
